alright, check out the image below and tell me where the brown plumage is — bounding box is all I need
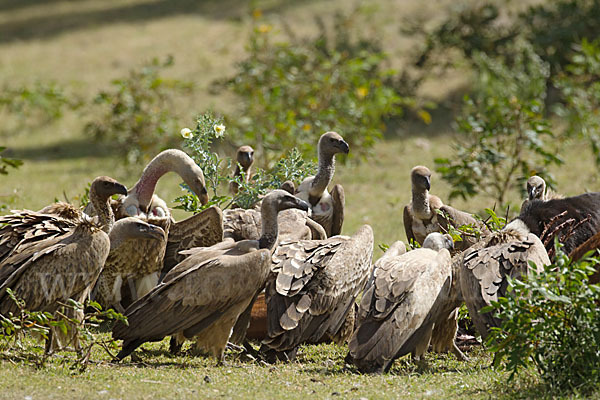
[112,190,310,363]
[403,166,488,253]
[0,177,127,351]
[296,132,349,237]
[92,217,166,313]
[229,145,254,195]
[346,233,454,373]
[260,224,374,362]
[38,202,81,221]
[459,220,550,339]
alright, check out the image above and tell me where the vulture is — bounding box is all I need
[0,177,128,349]
[517,192,600,256]
[403,165,488,252]
[459,219,550,339]
[92,217,166,313]
[346,233,454,373]
[0,176,127,271]
[260,224,374,362]
[295,131,349,237]
[229,145,255,195]
[112,190,310,363]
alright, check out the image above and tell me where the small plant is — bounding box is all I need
[217,8,421,165]
[485,246,600,394]
[0,147,22,176]
[0,289,126,372]
[175,113,316,211]
[86,56,193,164]
[435,43,562,209]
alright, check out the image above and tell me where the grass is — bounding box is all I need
[0,0,598,397]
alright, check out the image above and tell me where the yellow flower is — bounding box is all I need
[303,124,312,132]
[180,128,193,139]
[252,9,263,19]
[213,124,226,137]
[356,86,369,99]
[257,24,272,34]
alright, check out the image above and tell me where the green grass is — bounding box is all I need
[0,0,598,397]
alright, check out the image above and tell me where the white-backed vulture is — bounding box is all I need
[0,177,127,327]
[260,224,374,362]
[517,192,600,256]
[346,233,454,373]
[92,217,166,313]
[403,166,488,252]
[295,131,349,237]
[229,145,254,195]
[112,190,310,363]
[459,219,550,339]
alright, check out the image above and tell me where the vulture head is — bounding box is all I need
[91,176,128,203]
[236,145,255,171]
[422,232,454,251]
[526,175,546,201]
[262,189,310,214]
[411,165,432,191]
[319,131,350,157]
[109,217,166,249]
[124,149,209,217]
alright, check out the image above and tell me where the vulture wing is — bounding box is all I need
[162,206,223,275]
[264,225,374,351]
[460,232,549,338]
[330,184,345,236]
[402,205,416,246]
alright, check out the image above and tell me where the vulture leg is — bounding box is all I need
[330,184,345,236]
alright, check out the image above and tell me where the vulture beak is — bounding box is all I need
[196,186,209,206]
[141,223,166,241]
[115,183,128,197]
[289,196,310,212]
[425,176,431,191]
[340,140,350,155]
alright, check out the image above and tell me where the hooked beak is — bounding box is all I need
[198,188,209,206]
[115,183,128,197]
[425,177,431,191]
[340,140,350,155]
[142,223,166,241]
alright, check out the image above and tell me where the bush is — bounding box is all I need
[217,8,421,165]
[486,247,600,394]
[0,81,81,133]
[555,39,600,166]
[86,56,193,164]
[175,113,316,211]
[435,43,562,208]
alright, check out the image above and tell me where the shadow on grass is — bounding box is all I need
[0,0,322,44]
[5,137,116,161]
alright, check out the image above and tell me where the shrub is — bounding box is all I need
[0,81,81,133]
[86,56,193,164]
[0,147,22,176]
[555,39,600,166]
[435,43,562,208]
[175,113,316,211]
[486,247,600,394]
[217,8,421,165]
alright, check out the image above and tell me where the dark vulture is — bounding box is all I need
[112,190,310,363]
[92,217,166,313]
[403,165,488,253]
[260,224,374,362]
[517,192,600,256]
[346,233,454,373]
[295,131,349,237]
[229,145,254,195]
[459,219,550,339]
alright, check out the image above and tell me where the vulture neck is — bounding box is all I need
[309,148,335,206]
[412,187,433,219]
[90,191,114,234]
[258,204,279,252]
[129,150,200,211]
